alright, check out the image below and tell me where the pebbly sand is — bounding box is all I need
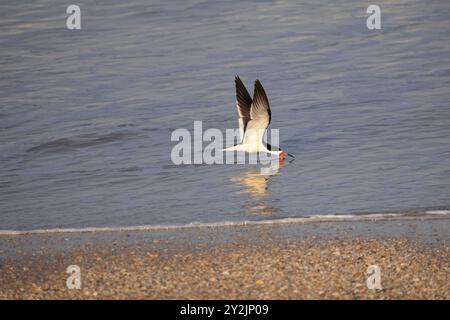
[0,218,449,299]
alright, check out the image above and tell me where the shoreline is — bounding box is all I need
[1,208,449,236]
[0,218,449,299]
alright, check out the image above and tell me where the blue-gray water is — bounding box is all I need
[1,0,450,230]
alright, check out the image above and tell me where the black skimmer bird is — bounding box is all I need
[224,76,294,160]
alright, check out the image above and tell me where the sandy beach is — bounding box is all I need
[0,218,449,299]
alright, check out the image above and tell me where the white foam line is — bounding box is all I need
[0,211,447,236]
[426,210,450,215]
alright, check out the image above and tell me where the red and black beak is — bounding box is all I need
[280,152,294,158]
[279,152,295,160]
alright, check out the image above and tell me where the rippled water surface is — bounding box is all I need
[1,0,450,230]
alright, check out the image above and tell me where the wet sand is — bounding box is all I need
[0,218,449,299]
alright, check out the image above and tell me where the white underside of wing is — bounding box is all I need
[238,118,245,143]
[241,120,268,152]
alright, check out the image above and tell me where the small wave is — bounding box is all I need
[26,132,137,153]
[1,210,449,236]
[426,210,450,215]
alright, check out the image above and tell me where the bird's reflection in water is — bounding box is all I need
[230,162,284,215]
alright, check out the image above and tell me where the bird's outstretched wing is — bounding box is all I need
[235,76,252,143]
[242,80,272,146]
[250,80,271,128]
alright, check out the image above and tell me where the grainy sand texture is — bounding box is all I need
[0,219,449,299]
